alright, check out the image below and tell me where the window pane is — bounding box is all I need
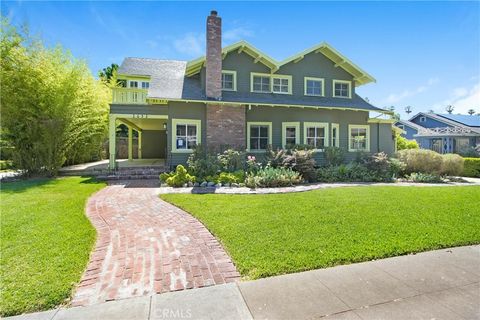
[176,125,186,136]
[259,126,268,137]
[273,78,281,85]
[250,138,259,150]
[187,137,197,149]
[176,137,186,149]
[307,127,316,137]
[316,127,325,138]
[262,84,270,92]
[286,127,296,138]
[259,138,268,149]
[273,85,281,92]
[306,137,315,147]
[253,83,262,91]
[250,126,260,138]
[316,138,325,148]
[187,125,197,136]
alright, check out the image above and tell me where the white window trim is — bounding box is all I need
[221,70,237,91]
[419,116,426,122]
[348,124,370,152]
[171,118,202,153]
[332,79,352,98]
[247,122,272,152]
[303,122,329,152]
[331,123,340,147]
[304,77,325,96]
[250,72,292,94]
[281,122,300,148]
[397,124,405,130]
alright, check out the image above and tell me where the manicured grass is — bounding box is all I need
[161,186,480,280]
[0,177,105,317]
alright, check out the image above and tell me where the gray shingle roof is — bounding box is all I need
[118,57,385,112]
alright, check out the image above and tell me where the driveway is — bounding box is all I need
[71,180,240,306]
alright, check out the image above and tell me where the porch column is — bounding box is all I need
[128,126,133,161]
[108,114,117,169]
[138,131,142,159]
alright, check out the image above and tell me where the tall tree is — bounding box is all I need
[405,105,412,115]
[1,18,110,175]
[446,105,454,114]
[468,109,476,115]
[98,63,118,82]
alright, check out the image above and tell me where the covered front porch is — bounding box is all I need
[109,114,168,169]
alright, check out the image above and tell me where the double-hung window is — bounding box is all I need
[141,81,149,89]
[304,122,329,151]
[331,123,340,147]
[282,122,300,148]
[248,122,272,151]
[221,70,236,91]
[252,75,271,93]
[272,76,291,94]
[333,80,351,98]
[304,77,324,96]
[172,119,201,152]
[348,125,370,152]
[129,81,138,88]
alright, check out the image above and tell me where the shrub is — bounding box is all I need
[324,147,345,166]
[161,165,195,187]
[0,160,14,170]
[264,148,287,168]
[440,154,464,176]
[217,171,244,185]
[317,162,374,182]
[217,149,245,172]
[405,172,443,183]
[458,146,480,158]
[187,145,220,179]
[396,149,443,175]
[246,155,262,173]
[462,158,480,177]
[282,149,317,182]
[245,167,301,188]
[396,135,419,150]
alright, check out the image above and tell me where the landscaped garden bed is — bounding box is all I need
[0,177,105,317]
[160,146,477,189]
[161,186,480,280]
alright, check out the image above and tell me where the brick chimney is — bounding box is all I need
[206,10,222,100]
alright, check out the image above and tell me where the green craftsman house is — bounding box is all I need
[108,10,395,169]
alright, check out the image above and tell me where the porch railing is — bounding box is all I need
[416,126,474,136]
[112,88,148,104]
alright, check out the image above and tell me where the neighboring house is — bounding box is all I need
[108,10,395,169]
[394,112,480,154]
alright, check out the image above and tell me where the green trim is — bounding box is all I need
[250,72,292,94]
[348,124,370,152]
[367,118,395,124]
[331,123,340,147]
[303,122,329,151]
[281,122,300,148]
[247,122,272,152]
[117,74,151,80]
[304,77,325,97]
[171,118,202,153]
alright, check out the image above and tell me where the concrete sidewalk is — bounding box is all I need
[8,245,479,320]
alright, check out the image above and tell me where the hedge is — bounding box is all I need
[462,158,480,177]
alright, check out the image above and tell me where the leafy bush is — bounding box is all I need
[458,146,480,158]
[0,160,14,170]
[462,158,480,177]
[440,154,464,176]
[217,171,244,184]
[282,149,317,182]
[324,147,345,166]
[405,172,443,183]
[187,145,220,179]
[396,149,443,175]
[160,165,195,187]
[245,167,301,188]
[246,155,262,173]
[1,20,109,175]
[264,148,287,168]
[396,135,419,150]
[217,149,245,172]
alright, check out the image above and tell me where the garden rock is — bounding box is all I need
[200,181,208,187]
[207,182,215,187]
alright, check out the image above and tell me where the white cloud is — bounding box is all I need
[452,87,468,98]
[173,32,204,57]
[223,27,254,42]
[429,83,480,114]
[384,77,439,104]
[146,40,158,49]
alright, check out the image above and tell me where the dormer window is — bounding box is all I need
[304,77,324,96]
[252,74,271,93]
[333,80,351,98]
[221,70,236,91]
[251,73,292,94]
[129,81,138,88]
[272,76,291,94]
[420,116,426,122]
[141,82,150,89]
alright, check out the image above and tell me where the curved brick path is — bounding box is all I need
[71,181,240,306]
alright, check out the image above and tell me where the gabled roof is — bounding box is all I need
[185,40,375,86]
[186,41,277,77]
[437,113,480,127]
[395,119,423,131]
[409,112,480,134]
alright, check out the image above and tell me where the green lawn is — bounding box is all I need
[0,177,105,317]
[161,186,480,280]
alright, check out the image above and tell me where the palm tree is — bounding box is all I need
[405,106,412,115]
[468,109,476,116]
[446,105,454,114]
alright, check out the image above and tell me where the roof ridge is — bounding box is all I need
[124,57,187,63]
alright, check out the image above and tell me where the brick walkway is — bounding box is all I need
[71,181,240,306]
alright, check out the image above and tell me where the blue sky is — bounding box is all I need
[2,1,479,118]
